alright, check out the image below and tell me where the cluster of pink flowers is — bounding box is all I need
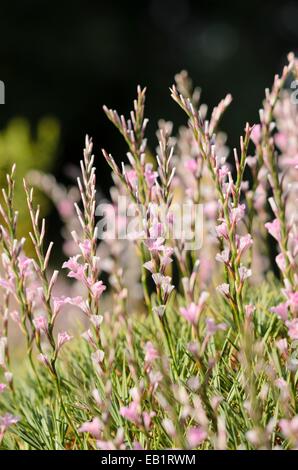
[0,56,298,450]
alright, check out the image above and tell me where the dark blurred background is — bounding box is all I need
[0,0,297,195]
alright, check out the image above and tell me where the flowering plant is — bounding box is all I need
[0,54,297,450]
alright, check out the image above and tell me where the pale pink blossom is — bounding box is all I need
[57,199,74,218]
[120,401,141,425]
[286,319,298,340]
[287,291,298,316]
[184,158,198,174]
[0,384,7,393]
[245,304,255,317]
[126,169,138,189]
[203,201,218,218]
[53,295,86,316]
[180,293,209,325]
[238,234,253,256]
[142,411,156,430]
[206,318,227,335]
[265,219,281,242]
[10,310,21,324]
[57,331,73,350]
[33,315,48,332]
[62,256,86,281]
[215,222,228,239]
[152,305,166,317]
[239,266,252,281]
[187,427,207,448]
[79,239,92,257]
[274,132,287,151]
[217,283,230,297]
[145,237,165,253]
[91,349,105,364]
[0,278,15,296]
[143,260,155,273]
[149,220,163,239]
[250,124,261,146]
[144,341,159,363]
[38,353,51,368]
[279,416,298,440]
[230,204,246,225]
[275,253,287,271]
[90,280,106,299]
[218,165,229,181]
[0,414,20,436]
[18,255,33,277]
[78,417,102,439]
[215,248,230,264]
[271,302,289,321]
[276,338,288,354]
[144,163,158,188]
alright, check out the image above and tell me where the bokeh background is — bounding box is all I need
[0,0,297,252]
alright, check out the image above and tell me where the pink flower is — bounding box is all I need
[90,280,106,299]
[217,283,230,297]
[0,413,19,434]
[250,124,261,146]
[79,239,92,257]
[53,295,86,316]
[287,291,298,316]
[274,132,287,151]
[38,353,51,368]
[149,220,163,239]
[276,338,288,354]
[180,293,209,325]
[0,277,15,296]
[62,256,86,281]
[239,266,252,281]
[204,201,218,219]
[238,234,253,256]
[279,416,298,439]
[218,165,229,181]
[57,331,73,350]
[18,255,33,277]
[0,384,7,393]
[10,310,21,324]
[206,318,227,335]
[126,169,138,189]
[91,349,105,365]
[144,163,158,188]
[271,302,289,321]
[215,248,230,264]
[187,427,207,448]
[265,219,281,242]
[245,304,255,317]
[152,305,166,317]
[78,417,102,439]
[33,315,48,332]
[230,204,246,225]
[275,253,286,271]
[142,411,156,430]
[144,341,159,363]
[145,237,165,253]
[57,199,74,218]
[120,401,141,425]
[184,159,198,174]
[143,260,155,273]
[286,319,298,340]
[215,222,228,239]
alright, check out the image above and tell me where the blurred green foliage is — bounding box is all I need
[0,117,60,239]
